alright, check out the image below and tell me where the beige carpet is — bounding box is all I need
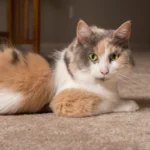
[0,50,150,150]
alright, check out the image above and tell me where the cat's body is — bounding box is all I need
[0,20,139,116]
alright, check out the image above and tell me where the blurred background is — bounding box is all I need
[0,0,150,54]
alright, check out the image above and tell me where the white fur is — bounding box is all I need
[0,89,23,114]
[113,100,139,112]
[109,61,120,73]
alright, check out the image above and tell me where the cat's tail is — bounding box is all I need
[0,46,53,114]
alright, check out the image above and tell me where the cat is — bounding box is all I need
[0,20,139,117]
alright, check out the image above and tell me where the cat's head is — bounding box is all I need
[65,20,134,82]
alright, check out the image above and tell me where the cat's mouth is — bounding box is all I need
[95,77,110,82]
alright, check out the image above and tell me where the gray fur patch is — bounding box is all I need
[11,51,19,64]
[41,54,56,69]
[41,51,60,70]
[64,52,74,78]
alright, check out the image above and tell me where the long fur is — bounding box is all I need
[0,47,53,114]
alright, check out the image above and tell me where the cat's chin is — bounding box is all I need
[95,77,110,82]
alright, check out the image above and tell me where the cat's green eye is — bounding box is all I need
[110,53,119,61]
[89,53,98,61]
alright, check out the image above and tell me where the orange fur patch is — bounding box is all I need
[94,40,105,56]
[50,89,101,117]
[94,39,123,57]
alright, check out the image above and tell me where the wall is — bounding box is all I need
[54,0,150,45]
[0,0,150,48]
[0,0,7,31]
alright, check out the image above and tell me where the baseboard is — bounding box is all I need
[16,44,33,52]
[40,43,68,54]
[15,43,68,53]
[41,43,68,50]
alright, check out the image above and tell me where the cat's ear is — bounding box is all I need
[77,20,93,44]
[114,21,131,44]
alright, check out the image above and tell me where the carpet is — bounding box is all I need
[0,50,150,150]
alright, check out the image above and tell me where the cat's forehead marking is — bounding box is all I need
[94,38,111,56]
[94,40,105,56]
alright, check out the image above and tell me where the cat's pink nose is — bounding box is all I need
[100,68,109,76]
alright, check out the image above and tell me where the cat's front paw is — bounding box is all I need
[124,100,139,112]
[114,100,139,112]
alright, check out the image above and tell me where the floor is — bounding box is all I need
[0,49,150,150]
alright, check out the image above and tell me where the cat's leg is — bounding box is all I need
[113,99,139,112]
[50,88,104,117]
[50,89,139,117]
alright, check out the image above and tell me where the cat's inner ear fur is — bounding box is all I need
[77,20,93,44]
[113,21,131,45]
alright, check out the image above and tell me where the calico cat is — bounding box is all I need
[0,20,139,117]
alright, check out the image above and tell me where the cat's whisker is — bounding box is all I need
[116,72,149,85]
[115,76,140,90]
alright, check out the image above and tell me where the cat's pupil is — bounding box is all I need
[109,53,118,62]
[112,54,116,59]
[92,54,95,59]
